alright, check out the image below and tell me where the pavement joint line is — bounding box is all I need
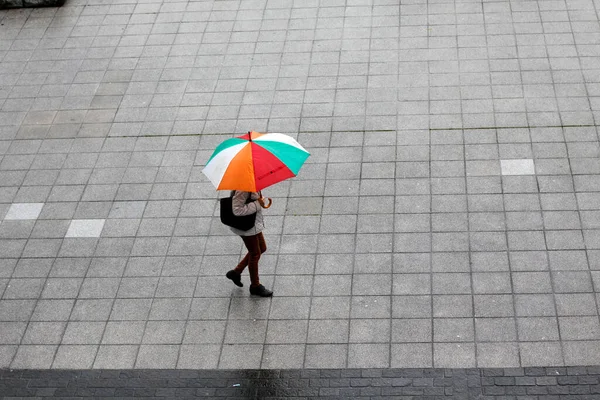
[2,125,593,140]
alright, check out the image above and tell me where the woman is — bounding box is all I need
[225,190,273,297]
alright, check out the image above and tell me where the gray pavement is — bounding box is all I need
[0,0,600,370]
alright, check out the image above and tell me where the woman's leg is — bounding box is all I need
[234,232,267,273]
[234,234,262,286]
[258,232,267,254]
[233,233,266,272]
[234,253,250,273]
[229,233,272,295]
[247,233,266,287]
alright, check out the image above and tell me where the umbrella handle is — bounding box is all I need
[258,191,272,208]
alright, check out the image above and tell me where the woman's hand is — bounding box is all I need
[258,196,272,209]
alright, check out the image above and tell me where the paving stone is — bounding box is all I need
[308,319,349,344]
[70,299,112,321]
[558,317,600,341]
[58,238,98,257]
[183,320,226,344]
[432,273,471,295]
[65,219,105,238]
[31,299,73,322]
[392,296,431,319]
[391,343,433,368]
[434,343,476,368]
[61,322,105,345]
[142,321,185,344]
[391,318,431,343]
[472,273,511,294]
[93,345,138,369]
[3,278,45,299]
[512,272,553,293]
[79,277,119,299]
[350,319,389,343]
[520,342,564,367]
[4,203,44,220]
[305,344,347,369]
[11,345,57,369]
[517,317,560,341]
[189,297,230,320]
[102,321,146,345]
[265,320,308,344]
[433,295,473,318]
[176,344,221,369]
[555,293,598,316]
[41,278,82,299]
[219,344,263,369]
[52,345,97,369]
[310,297,350,320]
[30,220,70,239]
[270,297,311,320]
[22,322,66,345]
[87,257,126,278]
[0,220,35,239]
[351,296,391,319]
[434,318,474,342]
[0,345,17,368]
[148,298,190,320]
[262,344,305,369]
[477,343,520,368]
[0,322,26,345]
[117,277,158,298]
[515,294,556,317]
[348,344,389,368]
[563,341,600,365]
[476,318,517,342]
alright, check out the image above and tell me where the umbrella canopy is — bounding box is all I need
[202,131,310,192]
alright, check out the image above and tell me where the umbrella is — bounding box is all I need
[202,131,310,192]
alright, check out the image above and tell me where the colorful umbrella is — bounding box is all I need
[202,131,310,192]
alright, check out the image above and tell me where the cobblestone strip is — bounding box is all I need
[2,367,600,399]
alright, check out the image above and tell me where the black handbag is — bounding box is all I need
[220,192,256,231]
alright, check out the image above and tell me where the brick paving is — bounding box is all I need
[1,0,600,373]
[3,367,600,399]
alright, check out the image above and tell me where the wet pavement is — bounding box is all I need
[3,367,600,399]
[1,0,600,378]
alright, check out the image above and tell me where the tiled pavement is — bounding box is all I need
[0,0,600,373]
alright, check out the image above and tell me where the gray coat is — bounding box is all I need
[229,191,264,236]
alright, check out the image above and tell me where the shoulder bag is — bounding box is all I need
[220,192,256,231]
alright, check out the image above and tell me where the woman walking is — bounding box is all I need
[225,190,273,297]
[202,131,309,296]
